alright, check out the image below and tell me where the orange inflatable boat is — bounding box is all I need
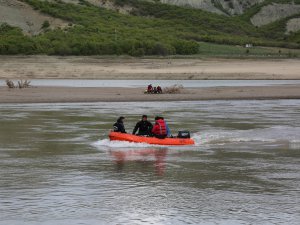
[109,131,195,146]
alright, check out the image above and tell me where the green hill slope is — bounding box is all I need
[0,0,299,56]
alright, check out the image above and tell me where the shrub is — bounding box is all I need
[42,20,50,29]
[129,47,145,56]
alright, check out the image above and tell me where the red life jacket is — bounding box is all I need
[152,119,167,135]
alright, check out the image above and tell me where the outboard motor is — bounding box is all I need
[177,131,191,139]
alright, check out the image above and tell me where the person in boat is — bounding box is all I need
[151,116,167,139]
[113,116,126,133]
[132,115,153,136]
[158,116,171,137]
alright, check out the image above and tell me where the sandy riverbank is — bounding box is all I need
[1,85,300,103]
[1,56,300,80]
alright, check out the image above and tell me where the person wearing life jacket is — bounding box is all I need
[151,116,167,139]
[132,115,153,136]
[147,84,153,94]
[156,116,171,137]
[113,116,126,133]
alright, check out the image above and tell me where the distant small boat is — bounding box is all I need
[109,131,195,146]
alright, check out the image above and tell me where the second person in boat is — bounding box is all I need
[132,115,153,136]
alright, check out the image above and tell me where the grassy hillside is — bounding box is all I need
[0,0,299,56]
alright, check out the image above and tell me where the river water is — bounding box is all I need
[0,100,299,225]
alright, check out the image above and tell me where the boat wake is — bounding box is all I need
[92,138,154,149]
[192,125,300,148]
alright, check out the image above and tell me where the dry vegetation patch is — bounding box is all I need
[6,79,31,89]
[163,84,184,94]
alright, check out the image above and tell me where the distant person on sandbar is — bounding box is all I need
[147,84,153,94]
[132,115,153,136]
[113,116,126,133]
[157,85,162,94]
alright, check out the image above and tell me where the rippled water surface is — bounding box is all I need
[0,100,299,225]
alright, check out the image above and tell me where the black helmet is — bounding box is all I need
[155,116,164,120]
[117,116,125,123]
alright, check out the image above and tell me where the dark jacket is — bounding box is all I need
[113,120,126,133]
[132,120,153,135]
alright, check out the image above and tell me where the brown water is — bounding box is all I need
[0,100,299,225]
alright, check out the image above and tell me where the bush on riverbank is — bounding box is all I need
[6,80,31,89]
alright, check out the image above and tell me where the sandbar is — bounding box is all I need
[1,56,300,80]
[1,85,299,103]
